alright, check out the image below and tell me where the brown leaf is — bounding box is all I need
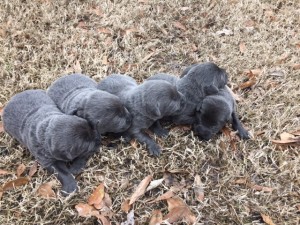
[0,122,4,133]
[239,42,247,53]
[148,190,175,203]
[124,28,139,35]
[292,64,300,70]
[73,60,82,73]
[37,182,56,199]
[96,214,110,225]
[251,184,273,192]
[77,21,88,29]
[164,196,197,224]
[129,175,152,205]
[28,161,38,178]
[239,79,256,89]
[194,175,204,202]
[271,132,300,145]
[88,183,105,206]
[75,203,97,218]
[94,193,112,210]
[102,55,109,65]
[261,213,276,225]
[2,177,30,191]
[16,163,26,177]
[234,178,247,184]
[173,21,187,31]
[0,169,12,176]
[149,210,163,225]
[121,199,131,213]
[98,28,113,35]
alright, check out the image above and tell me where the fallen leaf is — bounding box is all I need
[148,190,175,203]
[28,161,38,178]
[73,60,82,73]
[216,28,233,36]
[0,169,12,176]
[75,203,97,218]
[98,27,113,35]
[37,182,56,199]
[234,178,247,184]
[194,175,204,202]
[2,177,30,191]
[102,55,109,65]
[77,21,88,29]
[173,21,187,31]
[96,214,110,225]
[146,178,164,192]
[244,69,262,77]
[291,129,300,136]
[251,184,273,192]
[129,175,152,205]
[124,28,139,35]
[239,42,247,53]
[121,209,135,225]
[121,199,131,213]
[221,127,238,150]
[16,163,26,177]
[88,183,105,206]
[271,132,300,145]
[164,196,197,224]
[149,210,163,225]
[280,132,295,141]
[94,192,112,210]
[0,122,4,133]
[276,53,289,64]
[292,64,300,70]
[261,213,276,225]
[239,79,256,89]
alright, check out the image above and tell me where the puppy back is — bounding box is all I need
[146,73,178,85]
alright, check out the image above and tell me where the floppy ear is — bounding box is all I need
[147,103,161,118]
[204,85,219,95]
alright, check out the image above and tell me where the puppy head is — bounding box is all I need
[143,81,186,118]
[193,96,231,140]
[75,91,132,134]
[47,116,100,162]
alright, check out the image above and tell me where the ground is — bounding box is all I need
[0,0,299,224]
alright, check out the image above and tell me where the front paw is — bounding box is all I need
[154,128,169,138]
[238,128,250,140]
[61,180,78,196]
[147,145,162,157]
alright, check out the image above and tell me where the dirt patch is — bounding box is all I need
[0,0,299,224]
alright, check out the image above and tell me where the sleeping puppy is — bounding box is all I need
[97,74,186,156]
[2,90,100,195]
[147,62,228,125]
[193,86,250,140]
[47,74,132,135]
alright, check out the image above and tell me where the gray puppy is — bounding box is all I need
[2,90,100,195]
[97,74,186,156]
[148,62,249,139]
[47,74,132,135]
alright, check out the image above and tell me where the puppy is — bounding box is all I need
[97,74,186,156]
[47,74,132,135]
[2,90,100,195]
[147,62,228,125]
[193,86,250,140]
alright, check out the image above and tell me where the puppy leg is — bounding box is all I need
[69,155,91,175]
[149,121,169,138]
[46,161,77,196]
[231,112,250,139]
[133,131,162,156]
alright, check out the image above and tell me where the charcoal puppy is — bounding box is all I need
[193,86,250,140]
[97,74,186,156]
[147,62,228,125]
[2,90,100,195]
[47,74,132,135]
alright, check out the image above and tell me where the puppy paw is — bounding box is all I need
[61,181,78,196]
[154,128,169,138]
[148,146,162,157]
[238,129,251,140]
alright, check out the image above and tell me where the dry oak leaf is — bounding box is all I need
[121,199,131,213]
[148,189,175,203]
[194,175,204,202]
[28,161,38,178]
[164,196,197,224]
[0,169,12,176]
[271,132,300,145]
[88,183,105,206]
[239,42,247,53]
[239,79,256,90]
[94,193,112,210]
[173,21,187,31]
[97,28,113,35]
[233,178,273,192]
[261,213,276,225]
[16,163,26,177]
[75,203,97,218]
[2,177,30,191]
[37,182,56,199]
[0,122,4,133]
[149,210,163,225]
[129,175,152,205]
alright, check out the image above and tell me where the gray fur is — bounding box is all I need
[2,90,100,195]
[97,74,186,156]
[47,74,132,135]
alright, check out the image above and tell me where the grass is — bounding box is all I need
[0,0,299,224]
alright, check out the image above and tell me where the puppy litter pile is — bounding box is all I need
[0,0,299,224]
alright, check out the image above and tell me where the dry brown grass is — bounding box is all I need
[0,0,300,224]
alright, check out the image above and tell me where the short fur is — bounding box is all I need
[97,74,186,156]
[2,90,100,195]
[47,74,132,135]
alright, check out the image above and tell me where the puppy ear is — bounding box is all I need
[204,85,219,95]
[147,103,161,118]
